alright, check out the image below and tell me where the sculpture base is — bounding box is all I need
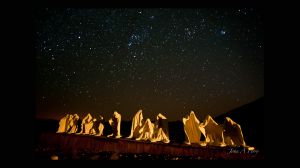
[35,132,263,160]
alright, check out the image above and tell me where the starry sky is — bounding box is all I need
[35,8,264,121]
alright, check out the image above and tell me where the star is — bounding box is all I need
[35,8,263,123]
[128,42,132,47]
[220,30,226,35]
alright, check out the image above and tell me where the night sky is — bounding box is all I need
[35,8,264,121]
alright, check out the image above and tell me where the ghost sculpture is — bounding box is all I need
[80,113,93,134]
[68,114,80,133]
[182,111,206,145]
[90,115,105,136]
[57,114,70,133]
[127,110,144,139]
[136,118,154,141]
[107,111,122,138]
[199,115,226,147]
[97,116,105,136]
[151,113,170,143]
[65,114,73,132]
[222,117,246,146]
[89,118,98,135]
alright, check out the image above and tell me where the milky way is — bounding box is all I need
[35,8,264,121]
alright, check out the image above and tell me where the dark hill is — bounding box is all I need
[214,97,264,151]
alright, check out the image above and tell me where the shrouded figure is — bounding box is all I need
[89,118,98,135]
[183,111,206,145]
[85,116,94,134]
[90,115,105,136]
[65,114,73,132]
[57,114,70,133]
[97,116,105,136]
[200,115,226,147]
[222,117,246,146]
[107,111,122,138]
[127,110,144,139]
[151,113,170,143]
[68,114,80,133]
[80,113,93,134]
[136,119,154,141]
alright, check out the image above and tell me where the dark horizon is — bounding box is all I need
[36,96,264,121]
[35,8,264,121]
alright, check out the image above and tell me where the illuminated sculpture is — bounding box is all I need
[127,110,144,139]
[222,117,246,146]
[68,114,80,133]
[90,115,105,136]
[57,114,70,133]
[98,116,105,136]
[80,113,93,134]
[54,110,254,149]
[151,113,170,143]
[85,117,94,134]
[183,111,206,145]
[65,114,73,132]
[108,111,122,138]
[200,115,226,147]
[136,118,154,141]
[89,118,98,135]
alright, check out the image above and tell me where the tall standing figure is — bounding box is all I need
[80,113,93,134]
[151,113,170,143]
[57,114,70,133]
[127,110,144,139]
[108,111,122,138]
[183,111,205,145]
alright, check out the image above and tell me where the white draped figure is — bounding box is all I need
[222,117,246,146]
[68,114,80,133]
[151,113,170,143]
[96,115,105,136]
[65,114,73,132]
[85,117,94,134]
[136,119,154,141]
[57,114,70,133]
[199,115,226,147]
[183,111,206,145]
[108,111,122,138]
[90,115,105,136]
[89,118,98,135]
[80,113,93,134]
[127,110,144,139]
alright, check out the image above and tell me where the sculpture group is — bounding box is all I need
[127,110,170,143]
[182,111,248,147]
[57,110,252,148]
